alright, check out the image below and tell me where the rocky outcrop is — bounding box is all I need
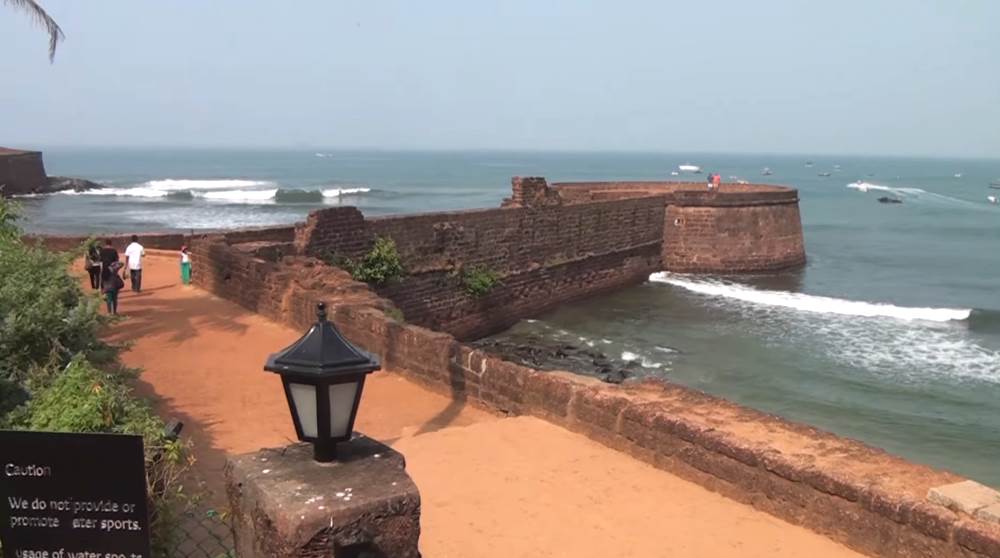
[42,176,103,194]
[471,335,640,384]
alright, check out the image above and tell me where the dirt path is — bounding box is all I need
[99,252,862,557]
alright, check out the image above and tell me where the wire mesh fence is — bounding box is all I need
[168,507,235,558]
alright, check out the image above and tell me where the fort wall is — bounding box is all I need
[551,180,807,272]
[187,235,1000,558]
[293,186,666,339]
[0,148,47,196]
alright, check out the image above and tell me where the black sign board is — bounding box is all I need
[0,431,151,558]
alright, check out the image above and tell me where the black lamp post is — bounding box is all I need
[264,302,380,462]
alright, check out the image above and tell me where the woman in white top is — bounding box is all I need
[180,246,192,285]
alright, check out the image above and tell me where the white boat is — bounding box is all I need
[678,164,702,173]
[954,173,963,178]
[988,195,998,205]
[670,171,679,176]
[761,167,773,176]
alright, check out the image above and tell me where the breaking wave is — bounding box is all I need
[650,273,971,322]
[54,184,371,203]
[142,178,272,190]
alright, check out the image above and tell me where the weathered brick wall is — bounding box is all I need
[664,196,806,272]
[0,149,47,196]
[187,240,1000,558]
[294,188,666,339]
[552,181,807,273]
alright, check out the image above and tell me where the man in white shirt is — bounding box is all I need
[124,235,146,293]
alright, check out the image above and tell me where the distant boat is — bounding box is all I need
[678,164,702,173]
[954,173,963,178]
[761,167,773,176]
[990,180,1000,186]
[989,195,999,205]
[805,161,814,167]
[736,179,749,185]
[818,172,832,177]
[990,184,1000,190]
[670,171,679,176]
[878,196,902,204]
[867,173,875,177]
[834,164,841,170]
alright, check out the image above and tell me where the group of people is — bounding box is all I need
[84,235,192,314]
[705,172,722,190]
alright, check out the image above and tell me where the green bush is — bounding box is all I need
[11,357,191,556]
[0,198,190,558]
[349,236,405,286]
[0,204,109,383]
[461,265,502,298]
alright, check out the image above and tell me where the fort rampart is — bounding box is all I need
[0,148,47,196]
[30,176,1000,556]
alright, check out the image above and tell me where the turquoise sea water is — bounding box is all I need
[17,148,1000,486]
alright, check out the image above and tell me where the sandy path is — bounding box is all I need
[98,252,861,557]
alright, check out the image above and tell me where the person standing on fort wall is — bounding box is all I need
[712,173,721,190]
[124,234,145,293]
[706,172,714,190]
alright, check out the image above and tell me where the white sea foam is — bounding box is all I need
[57,187,169,198]
[322,187,371,197]
[621,351,638,361]
[651,273,971,322]
[143,178,272,191]
[197,189,279,202]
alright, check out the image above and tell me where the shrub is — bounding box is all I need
[461,265,501,298]
[11,357,191,557]
[0,201,110,383]
[350,236,405,286]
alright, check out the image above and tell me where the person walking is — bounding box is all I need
[99,238,120,288]
[180,245,192,285]
[102,261,125,315]
[124,234,145,293]
[84,242,102,290]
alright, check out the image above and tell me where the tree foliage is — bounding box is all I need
[3,0,65,61]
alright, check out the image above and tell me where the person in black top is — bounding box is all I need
[85,242,102,290]
[99,239,120,287]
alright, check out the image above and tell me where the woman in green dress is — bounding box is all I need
[180,245,192,285]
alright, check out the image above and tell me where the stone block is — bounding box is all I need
[227,436,420,558]
[928,480,1000,515]
[975,502,1000,524]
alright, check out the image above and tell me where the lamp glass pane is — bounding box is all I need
[329,381,359,438]
[289,383,318,438]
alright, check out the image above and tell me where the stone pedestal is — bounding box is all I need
[226,435,421,558]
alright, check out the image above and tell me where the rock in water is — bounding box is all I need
[45,176,103,193]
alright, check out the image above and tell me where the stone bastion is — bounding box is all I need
[27,177,1000,557]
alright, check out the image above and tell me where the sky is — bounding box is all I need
[1,1,999,157]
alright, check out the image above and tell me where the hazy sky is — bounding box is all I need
[2,1,998,156]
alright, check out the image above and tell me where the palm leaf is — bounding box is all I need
[3,0,65,62]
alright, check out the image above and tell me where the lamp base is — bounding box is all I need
[313,440,338,462]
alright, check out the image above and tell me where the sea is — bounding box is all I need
[15,148,1000,487]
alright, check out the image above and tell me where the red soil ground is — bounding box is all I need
[92,252,861,557]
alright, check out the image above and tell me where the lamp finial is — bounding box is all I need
[316,302,328,322]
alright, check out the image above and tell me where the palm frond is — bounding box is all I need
[3,0,65,62]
